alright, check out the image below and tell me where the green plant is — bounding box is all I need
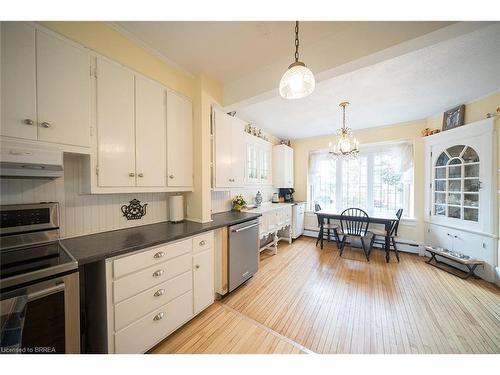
[231,194,247,211]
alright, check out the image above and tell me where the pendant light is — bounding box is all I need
[329,102,359,159]
[279,21,315,99]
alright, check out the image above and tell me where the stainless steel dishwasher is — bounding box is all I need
[228,219,259,292]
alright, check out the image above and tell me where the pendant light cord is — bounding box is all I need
[294,21,300,62]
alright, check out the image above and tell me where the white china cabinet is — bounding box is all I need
[424,118,498,282]
[244,133,272,185]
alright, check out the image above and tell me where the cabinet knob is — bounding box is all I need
[23,119,34,125]
[152,269,164,277]
[169,175,174,179]
[195,265,200,269]
[40,121,51,128]
[153,312,164,321]
[153,251,165,259]
[129,172,135,177]
[138,173,144,178]
[154,289,165,297]
[199,240,206,246]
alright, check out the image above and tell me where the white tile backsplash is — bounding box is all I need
[211,186,278,214]
[0,157,173,238]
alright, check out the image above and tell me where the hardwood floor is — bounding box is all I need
[150,236,500,354]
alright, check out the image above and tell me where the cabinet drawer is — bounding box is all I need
[114,290,193,354]
[113,253,191,303]
[192,232,213,254]
[113,238,192,278]
[114,270,192,331]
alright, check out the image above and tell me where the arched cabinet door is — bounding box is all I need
[429,131,490,232]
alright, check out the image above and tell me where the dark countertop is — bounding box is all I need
[62,211,261,266]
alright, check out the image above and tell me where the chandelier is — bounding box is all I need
[279,21,315,99]
[329,102,359,159]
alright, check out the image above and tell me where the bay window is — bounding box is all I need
[308,142,413,217]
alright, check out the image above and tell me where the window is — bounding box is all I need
[309,142,413,217]
[433,145,479,222]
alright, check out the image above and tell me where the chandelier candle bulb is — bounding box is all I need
[329,101,360,159]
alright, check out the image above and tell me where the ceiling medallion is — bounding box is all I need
[329,102,359,159]
[279,21,315,99]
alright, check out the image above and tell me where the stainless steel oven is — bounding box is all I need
[0,203,80,354]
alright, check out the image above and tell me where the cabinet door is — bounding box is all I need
[1,22,37,140]
[135,76,167,187]
[284,146,294,188]
[213,108,234,188]
[259,143,272,185]
[193,249,214,314]
[36,31,90,147]
[167,90,193,187]
[245,135,259,184]
[96,57,136,187]
[230,116,245,187]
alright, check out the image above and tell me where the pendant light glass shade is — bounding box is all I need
[279,22,315,100]
[279,62,315,99]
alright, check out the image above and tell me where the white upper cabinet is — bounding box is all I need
[167,90,193,187]
[213,108,245,188]
[36,31,91,147]
[273,144,294,188]
[96,57,136,187]
[1,22,37,140]
[135,76,167,187]
[244,133,273,185]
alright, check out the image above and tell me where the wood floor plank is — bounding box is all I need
[149,237,500,354]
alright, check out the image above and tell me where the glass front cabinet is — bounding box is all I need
[244,133,273,185]
[424,118,498,283]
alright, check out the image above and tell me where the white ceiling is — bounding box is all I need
[114,21,349,82]
[236,23,500,139]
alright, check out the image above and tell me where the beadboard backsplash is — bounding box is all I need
[0,157,172,238]
[211,187,278,214]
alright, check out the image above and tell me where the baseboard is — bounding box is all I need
[302,229,423,255]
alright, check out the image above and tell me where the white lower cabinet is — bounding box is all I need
[106,231,214,353]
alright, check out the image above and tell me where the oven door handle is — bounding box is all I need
[231,223,259,233]
[27,282,65,302]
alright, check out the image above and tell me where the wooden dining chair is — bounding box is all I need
[338,208,374,261]
[314,203,340,249]
[370,208,403,262]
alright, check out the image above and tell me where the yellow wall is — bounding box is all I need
[40,22,195,98]
[292,91,500,243]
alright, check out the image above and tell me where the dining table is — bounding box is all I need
[316,210,398,263]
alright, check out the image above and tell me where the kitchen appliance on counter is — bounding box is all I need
[228,219,259,292]
[272,192,280,203]
[279,188,295,202]
[0,203,80,353]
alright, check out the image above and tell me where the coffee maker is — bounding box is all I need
[279,188,295,203]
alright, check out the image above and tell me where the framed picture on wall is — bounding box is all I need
[442,104,465,131]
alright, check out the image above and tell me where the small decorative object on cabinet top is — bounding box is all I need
[280,139,291,146]
[231,194,247,212]
[255,191,263,207]
[227,111,236,117]
[486,106,500,119]
[442,104,465,131]
[421,128,440,137]
[121,199,148,220]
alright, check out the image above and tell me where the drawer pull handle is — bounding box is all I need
[154,289,165,297]
[199,240,206,246]
[153,312,164,321]
[152,270,164,277]
[153,251,165,259]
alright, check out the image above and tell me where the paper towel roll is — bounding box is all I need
[168,195,184,223]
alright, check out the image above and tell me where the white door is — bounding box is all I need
[167,90,193,187]
[96,57,136,187]
[135,76,167,187]
[213,108,234,188]
[230,116,245,187]
[193,249,214,314]
[284,146,294,188]
[36,31,90,147]
[1,22,37,140]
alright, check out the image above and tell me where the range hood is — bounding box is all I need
[0,142,64,178]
